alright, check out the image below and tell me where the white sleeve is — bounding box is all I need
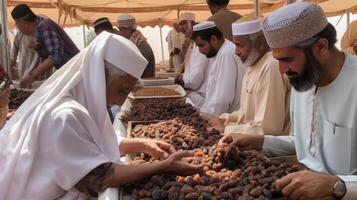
[262,135,296,157]
[43,108,113,190]
[339,176,357,200]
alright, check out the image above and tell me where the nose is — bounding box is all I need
[279,62,290,75]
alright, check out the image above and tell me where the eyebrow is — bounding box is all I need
[274,56,293,62]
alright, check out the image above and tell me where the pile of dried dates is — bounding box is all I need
[122,144,300,200]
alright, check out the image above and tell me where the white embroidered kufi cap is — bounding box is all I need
[179,12,195,22]
[193,21,216,32]
[262,2,328,48]
[232,19,262,36]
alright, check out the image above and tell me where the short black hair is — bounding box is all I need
[314,23,337,49]
[206,0,230,6]
[11,4,37,22]
[191,26,223,41]
[93,17,114,33]
[295,23,337,50]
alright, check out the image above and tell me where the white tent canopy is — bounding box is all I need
[6,0,357,28]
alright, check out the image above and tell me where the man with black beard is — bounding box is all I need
[220,2,357,200]
[191,21,245,116]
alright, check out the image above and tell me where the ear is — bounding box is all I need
[255,36,265,51]
[313,38,329,58]
[210,35,218,44]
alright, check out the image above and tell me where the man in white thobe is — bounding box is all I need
[220,3,357,200]
[209,17,291,136]
[175,13,211,108]
[0,32,202,199]
[166,20,185,73]
[11,31,41,80]
[192,21,245,116]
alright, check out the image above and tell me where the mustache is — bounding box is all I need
[285,70,299,77]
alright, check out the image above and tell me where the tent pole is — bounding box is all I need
[285,0,295,5]
[159,23,165,63]
[82,25,87,48]
[254,0,260,17]
[346,12,350,28]
[0,0,11,79]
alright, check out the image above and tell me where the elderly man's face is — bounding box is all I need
[273,47,321,91]
[234,35,261,66]
[106,71,138,107]
[179,21,192,38]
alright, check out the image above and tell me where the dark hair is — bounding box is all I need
[11,4,37,22]
[93,18,114,33]
[295,23,337,50]
[206,0,229,6]
[191,26,223,41]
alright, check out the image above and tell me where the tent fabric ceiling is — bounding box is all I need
[6,0,357,28]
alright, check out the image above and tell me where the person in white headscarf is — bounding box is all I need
[0,32,203,200]
[220,2,357,200]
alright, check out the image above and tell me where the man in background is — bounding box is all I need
[117,14,155,78]
[11,4,79,88]
[206,0,242,41]
[341,20,357,55]
[166,20,185,73]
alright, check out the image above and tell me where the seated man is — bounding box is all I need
[192,21,245,116]
[0,32,202,199]
[176,12,210,108]
[220,3,357,200]
[209,17,291,136]
[117,14,155,78]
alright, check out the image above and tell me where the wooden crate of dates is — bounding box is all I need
[127,118,222,150]
[121,98,202,124]
[9,88,33,110]
[121,144,303,200]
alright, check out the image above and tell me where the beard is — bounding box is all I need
[243,47,260,66]
[287,50,321,92]
[205,44,218,58]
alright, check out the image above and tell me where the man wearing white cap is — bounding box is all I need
[93,17,118,35]
[0,32,203,199]
[220,2,357,200]
[117,14,155,78]
[175,12,211,108]
[192,21,245,116]
[209,16,291,136]
[166,20,185,73]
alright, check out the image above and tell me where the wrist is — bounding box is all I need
[29,71,37,79]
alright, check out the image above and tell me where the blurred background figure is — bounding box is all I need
[117,14,155,78]
[166,20,185,73]
[341,20,357,55]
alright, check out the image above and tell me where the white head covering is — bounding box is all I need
[232,19,262,36]
[117,14,137,28]
[193,21,216,31]
[179,12,195,22]
[262,2,328,48]
[0,32,147,199]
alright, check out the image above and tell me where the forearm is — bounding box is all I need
[106,161,165,187]
[119,138,147,156]
[30,58,54,78]
[262,135,296,157]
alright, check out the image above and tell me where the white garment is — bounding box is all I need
[263,54,357,200]
[0,32,147,200]
[183,44,210,108]
[200,39,245,116]
[11,32,41,79]
[166,29,185,71]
